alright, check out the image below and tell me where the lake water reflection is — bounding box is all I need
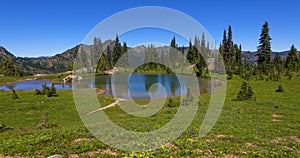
[1,74,213,99]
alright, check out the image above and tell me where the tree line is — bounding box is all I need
[1,21,299,79]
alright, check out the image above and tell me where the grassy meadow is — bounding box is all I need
[0,76,299,157]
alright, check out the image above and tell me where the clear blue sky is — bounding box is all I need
[0,0,299,57]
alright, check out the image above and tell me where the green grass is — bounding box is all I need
[0,76,299,157]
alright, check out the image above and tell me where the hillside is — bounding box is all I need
[242,51,300,64]
[0,45,79,76]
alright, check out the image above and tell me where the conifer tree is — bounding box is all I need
[187,40,197,65]
[285,45,299,72]
[234,81,254,101]
[256,21,272,73]
[106,45,112,69]
[112,34,122,66]
[97,53,108,72]
[0,59,19,76]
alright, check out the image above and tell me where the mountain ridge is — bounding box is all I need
[0,45,299,76]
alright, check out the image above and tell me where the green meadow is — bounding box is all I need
[0,76,299,157]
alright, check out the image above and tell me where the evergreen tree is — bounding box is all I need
[106,45,112,69]
[96,53,108,72]
[93,37,102,69]
[234,81,254,101]
[112,34,122,66]
[186,40,197,65]
[118,42,129,68]
[170,36,177,68]
[227,25,233,53]
[256,21,272,73]
[273,54,283,79]
[0,59,19,76]
[285,45,299,72]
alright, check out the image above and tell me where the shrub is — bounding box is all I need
[275,85,284,92]
[47,84,58,97]
[35,89,42,95]
[234,81,254,101]
[0,123,13,132]
[35,83,58,97]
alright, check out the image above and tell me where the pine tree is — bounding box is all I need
[187,40,197,65]
[234,81,254,101]
[256,21,272,73]
[106,45,112,69]
[170,36,177,68]
[0,59,19,76]
[273,54,283,78]
[112,34,122,66]
[227,25,233,53]
[285,45,299,72]
[96,53,108,72]
[93,37,102,69]
[118,42,128,68]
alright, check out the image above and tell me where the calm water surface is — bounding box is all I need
[0,74,213,98]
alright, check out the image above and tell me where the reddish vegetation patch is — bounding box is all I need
[69,154,79,158]
[271,137,285,143]
[289,136,300,143]
[194,148,203,153]
[282,146,293,150]
[101,149,118,156]
[224,154,238,158]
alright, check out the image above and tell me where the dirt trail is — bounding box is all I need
[87,98,126,115]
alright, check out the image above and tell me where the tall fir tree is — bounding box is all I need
[186,40,197,65]
[96,53,108,72]
[112,34,122,66]
[256,21,272,73]
[169,36,177,68]
[285,44,299,72]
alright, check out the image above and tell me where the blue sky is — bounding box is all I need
[0,0,299,57]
